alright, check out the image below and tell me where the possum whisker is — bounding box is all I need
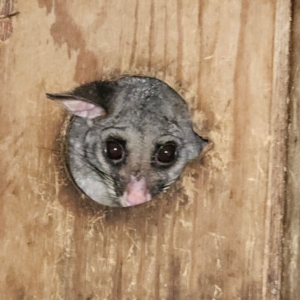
[0,11,20,19]
[69,147,114,183]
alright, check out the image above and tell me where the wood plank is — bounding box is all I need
[281,1,300,299]
[0,0,290,299]
[0,0,16,41]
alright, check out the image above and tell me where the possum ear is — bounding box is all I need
[46,93,106,119]
[46,81,117,119]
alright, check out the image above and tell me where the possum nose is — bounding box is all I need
[123,176,151,206]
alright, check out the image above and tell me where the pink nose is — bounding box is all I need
[123,176,151,207]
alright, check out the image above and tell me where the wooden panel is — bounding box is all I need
[0,0,290,299]
[282,1,300,299]
[0,0,16,41]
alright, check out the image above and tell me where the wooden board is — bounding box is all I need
[0,0,16,41]
[0,0,290,299]
[281,1,300,299]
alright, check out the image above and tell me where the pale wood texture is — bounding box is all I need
[281,1,300,299]
[0,1,290,299]
[0,0,16,41]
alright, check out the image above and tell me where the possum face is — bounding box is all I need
[47,76,206,207]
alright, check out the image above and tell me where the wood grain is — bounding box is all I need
[0,0,290,299]
[0,0,16,41]
[281,1,300,299]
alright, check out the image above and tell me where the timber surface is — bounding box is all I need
[281,1,300,299]
[0,1,290,299]
[0,0,15,41]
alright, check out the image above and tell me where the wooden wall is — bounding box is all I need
[0,0,291,299]
[282,1,300,299]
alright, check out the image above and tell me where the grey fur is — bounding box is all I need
[47,76,206,207]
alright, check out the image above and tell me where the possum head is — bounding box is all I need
[47,76,206,207]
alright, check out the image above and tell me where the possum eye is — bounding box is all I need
[155,143,177,165]
[105,140,125,162]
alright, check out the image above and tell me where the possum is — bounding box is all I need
[46,76,206,207]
